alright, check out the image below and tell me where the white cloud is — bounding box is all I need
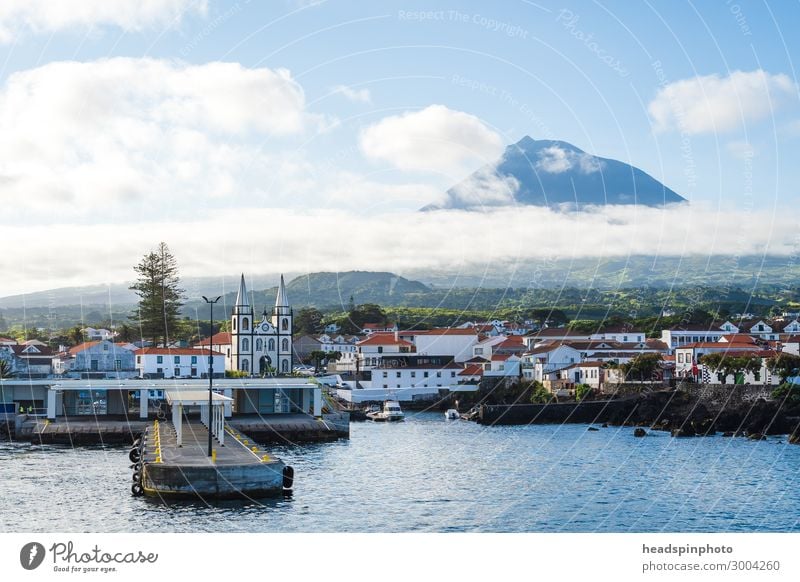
[534,145,603,174]
[2,203,797,296]
[358,104,504,175]
[446,166,520,207]
[648,69,796,135]
[0,0,207,42]
[331,84,371,104]
[0,58,329,216]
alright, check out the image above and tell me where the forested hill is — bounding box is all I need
[181,271,432,314]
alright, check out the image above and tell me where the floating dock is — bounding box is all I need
[130,390,292,500]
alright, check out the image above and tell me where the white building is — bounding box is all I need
[356,332,415,370]
[660,322,738,350]
[521,344,582,381]
[53,340,136,377]
[134,348,224,379]
[229,274,294,376]
[398,328,479,363]
[82,327,115,341]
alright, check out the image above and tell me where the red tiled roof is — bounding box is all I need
[69,341,101,355]
[459,364,484,376]
[356,333,414,347]
[718,334,758,344]
[134,347,223,356]
[195,332,231,347]
[677,342,762,350]
[410,328,478,336]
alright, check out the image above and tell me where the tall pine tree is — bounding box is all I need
[130,242,185,347]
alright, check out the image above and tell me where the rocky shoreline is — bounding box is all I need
[477,388,800,444]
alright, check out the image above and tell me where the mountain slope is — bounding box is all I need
[425,136,686,210]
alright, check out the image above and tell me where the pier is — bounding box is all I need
[132,390,291,500]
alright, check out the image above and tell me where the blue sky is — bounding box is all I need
[1,0,798,294]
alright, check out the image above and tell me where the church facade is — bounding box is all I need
[230,274,294,376]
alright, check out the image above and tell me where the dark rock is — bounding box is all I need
[722,431,734,437]
[671,426,695,438]
[747,433,766,441]
[588,427,599,432]
[633,428,647,437]
[601,423,608,428]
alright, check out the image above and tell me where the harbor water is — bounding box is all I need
[2,412,799,532]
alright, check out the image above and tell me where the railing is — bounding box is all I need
[199,403,225,446]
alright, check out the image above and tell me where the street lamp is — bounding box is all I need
[202,295,222,457]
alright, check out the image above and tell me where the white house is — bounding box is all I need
[399,328,479,362]
[674,340,778,385]
[557,361,604,388]
[82,327,115,341]
[135,348,225,379]
[53,340,136,377]
[371,357,462,389]
[660,322,738,350]
[194,332,232,370]
[356,332,415,370]
[521,344,582,381]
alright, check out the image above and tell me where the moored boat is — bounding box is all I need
[366,400,405,422]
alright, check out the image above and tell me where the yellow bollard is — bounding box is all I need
[251,446,258,453]
[211,449,217,463]
[261,454,270,462]
[243,440,248,445]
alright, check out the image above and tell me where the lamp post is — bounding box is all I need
[202,295,221,458]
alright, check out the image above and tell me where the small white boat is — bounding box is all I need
[366,400,405,422]
[444,409,460,420]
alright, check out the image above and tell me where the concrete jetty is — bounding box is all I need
[134,419,289,500]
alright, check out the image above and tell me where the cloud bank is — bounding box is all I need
[2,204,797,296]
[648,69,797,134]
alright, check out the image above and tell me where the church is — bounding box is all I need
[230,274,294,376]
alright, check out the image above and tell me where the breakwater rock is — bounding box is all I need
[477,388,800,441]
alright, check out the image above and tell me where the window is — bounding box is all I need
[174,368,180,377]
[282,318,289,331]
[450,372,456,377]
[242,318,249,330]
[157,368,162,374]
[256,339,262,351]
[91,360,98,371]
[157,356,163,364]
[242,359,249,372]
[382,372,387,378]
[282,339,289,352]
[396,372,401,378]
[191,355,197,364]
[103,343,109,351]
[233,318,236,331]
[242,338,249,351]
[475,348,483,354]
[378,346,383,353]
[136,356,141,364]
[268,339,275,351]
[191,368,197,376]
[174,356,180,364]
[678,353,684,363]
[623,336,628,342]
[436,372,441,378]
[383,385,388,389]
[281,360,288,373]
[410,371,416,378]
[115,360,121,371]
